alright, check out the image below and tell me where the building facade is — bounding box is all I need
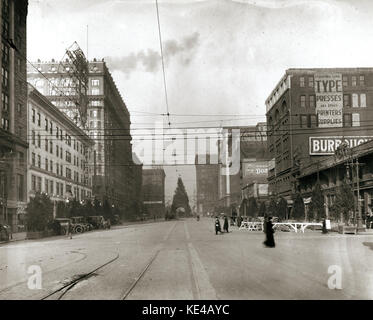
[217,123,269,215]
[297,139,373,224]
[195,154,219,215]
[142,167,166,218]
[0,0,29,231]
[27,58,140,215]
[266,68,373,201]
[27,85,94,207]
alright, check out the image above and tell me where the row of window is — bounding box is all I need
[299,93,367,109]
[31,153,88,184]
[89,120,102,129]
[90,109,102,118]
[49,87,101,96]
[1,38,10,132]
[31,108,86,152]
[30,175,91,200]
[299,113,360,128]
[30,134,86,166]
[299,75,365,88]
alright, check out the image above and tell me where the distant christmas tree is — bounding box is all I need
[171,177,192,217]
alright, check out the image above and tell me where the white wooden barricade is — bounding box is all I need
[239,221,322,233]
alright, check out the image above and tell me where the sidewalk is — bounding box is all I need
[0,232,27,245]
[0,220,165,245]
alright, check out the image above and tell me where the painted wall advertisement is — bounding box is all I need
[314,73,343,128]
[309,136,373,155]
[242,160,269,186]
[242,161,268,178]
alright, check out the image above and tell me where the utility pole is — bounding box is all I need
[355,158,363,230]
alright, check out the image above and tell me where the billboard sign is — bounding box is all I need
[314,73,343,128]
[309,136,373,155]
[242,161,269,178]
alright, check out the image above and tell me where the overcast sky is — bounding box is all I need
[27,0,373,205]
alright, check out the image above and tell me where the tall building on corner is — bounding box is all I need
[0,0,29,231]
[266,68,373,201]
[27,57,141,217]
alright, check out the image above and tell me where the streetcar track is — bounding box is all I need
[121,249,160,300]
[41,252,119,300]
[121,221,177,300]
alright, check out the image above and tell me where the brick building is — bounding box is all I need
[27,84,94,208]
[27,58,141,216]
[266,68,373,201]
[0,0,28,231]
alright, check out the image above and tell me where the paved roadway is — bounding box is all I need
[0,217,373,300]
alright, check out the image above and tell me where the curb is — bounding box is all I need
[0,237,27,245]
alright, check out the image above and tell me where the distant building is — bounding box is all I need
[142,167,166,218]
[217,123,269,215]
[266,68,373,201]
[195,154,219,215]
[27,58,140,215]
[27,84,94,208]
[0,0,29,231]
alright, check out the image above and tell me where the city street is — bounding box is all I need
[1,218,373,300]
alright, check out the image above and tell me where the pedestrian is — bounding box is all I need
[263,216,275,248]
[367,205,373,229]
[322,218,327,233]
[215,217,222,235]
[68,221,73,239]
[237,215,242,228]
[223,216,229,233]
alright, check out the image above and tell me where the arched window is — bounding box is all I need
[282,101,287,114]
[275,109,280,122]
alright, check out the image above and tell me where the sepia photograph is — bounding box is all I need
[0,0,373,309]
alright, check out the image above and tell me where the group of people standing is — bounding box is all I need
[214,215,276,248]
[214,216,229,235]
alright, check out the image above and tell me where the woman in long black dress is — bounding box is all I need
[263,216,275,247]
[215,217,222,235]
[223,216,229,233]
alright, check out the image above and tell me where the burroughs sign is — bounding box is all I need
[314,73,343,128]
[309,136,373,155]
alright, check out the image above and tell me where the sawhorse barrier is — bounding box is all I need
[239,221,322,233]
